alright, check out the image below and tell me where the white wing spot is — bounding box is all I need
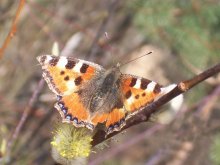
[57,57,68,68]
[133,79,141,88]
[64,80,77,95]
[146,81,157,92]
[43,55,52,64]
[127,96,135,105]
[74,61,83,73]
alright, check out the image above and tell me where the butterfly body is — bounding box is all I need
[78,66,122,115]
[37,55,164,134]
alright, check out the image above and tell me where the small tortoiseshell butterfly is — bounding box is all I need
[37,55,167,134]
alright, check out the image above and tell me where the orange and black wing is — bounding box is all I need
[120,74,163,118]
[90,100,126,134]
[91,74,164,134]
[37,55,104,96]
[37,55,104,128]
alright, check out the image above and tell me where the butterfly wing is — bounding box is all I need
[55,93,91,128]
[87,74,163,134]
[90,74,163,134]
[56,93,126,132]
[37,55,104,96]
[91,100,126,134]
[120,74,163,117]
[38,55,165,134]
[37,55,105,128]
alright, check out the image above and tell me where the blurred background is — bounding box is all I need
[0,0,220,164]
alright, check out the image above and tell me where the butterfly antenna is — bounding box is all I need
[120,51,152,67]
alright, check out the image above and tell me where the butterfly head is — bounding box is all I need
[105,65,122,86]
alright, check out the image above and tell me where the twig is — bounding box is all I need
[29,1,92,38]
[0,0,26,59]
[196,85,220,121]
[86,0,119,60]
[180,55,220,85]
[121,86,220,165]
[89,124,163,165]
[6,79,45,159]
[145,149,167,165]
[92,62,220,146]
[28,8,63,48]
[9,107,54,164]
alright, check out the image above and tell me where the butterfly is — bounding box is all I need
[37,55,166,134]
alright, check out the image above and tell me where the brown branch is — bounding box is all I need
[89,124,163,165]
[86,0,119,60]
[0,0,26,59]
[6,79,45,158]
[92,62,220,146]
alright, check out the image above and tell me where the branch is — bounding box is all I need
[92,62,220,146]
[86,0,119,60]
[0,0,26,59]
[6,79,45,158]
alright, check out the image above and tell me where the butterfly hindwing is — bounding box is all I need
[105,106,126,134]
[120,74,163,117]
[56,92,126,133]
[37,55,104,96]
[55,93,92,129]
[91,100,126,134]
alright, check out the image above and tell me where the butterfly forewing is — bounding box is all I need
[37,55,104,96]
[120,74,163,117]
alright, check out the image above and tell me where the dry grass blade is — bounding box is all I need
[0,0,26,59]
